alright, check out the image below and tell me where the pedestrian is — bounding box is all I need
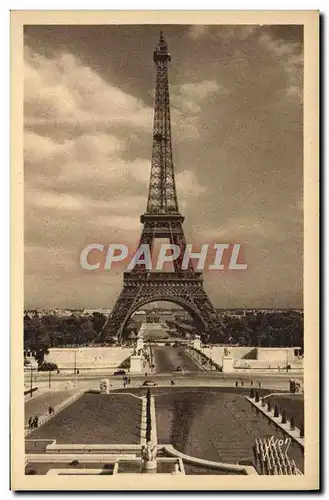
[258,381,261,389]
[145,372,148,378]
[33,416,38,429]
[241,381,244,387]
[235,381,238,388]
[250,380,253,387]
[28,417,32,430]
[48,406,52,416]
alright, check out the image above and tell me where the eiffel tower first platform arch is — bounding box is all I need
[99,33,225,343]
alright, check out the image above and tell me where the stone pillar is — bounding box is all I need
[100,379,110,394]
[130,354,143,373]
[222,355,234,373]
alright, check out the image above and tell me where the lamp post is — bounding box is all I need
[73,350,77,375]
[30,364,33,398]
[48,369,51,389]
[286,349,288,373]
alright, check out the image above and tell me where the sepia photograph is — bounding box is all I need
[11,10,319,491]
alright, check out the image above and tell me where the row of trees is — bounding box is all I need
[218,311,303,349]
[24,312,108,362]
[170,311,303,350]
[24,310,303,354]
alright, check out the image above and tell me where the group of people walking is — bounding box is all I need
[27,416,39,430]
[27,405,55,431]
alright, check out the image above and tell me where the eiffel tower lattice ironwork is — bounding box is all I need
[100,33,224,342]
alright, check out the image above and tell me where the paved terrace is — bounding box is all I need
[26,387,304,474]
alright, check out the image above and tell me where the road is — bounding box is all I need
[152,346,202,373]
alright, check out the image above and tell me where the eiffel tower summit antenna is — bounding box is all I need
[98,34,225,343]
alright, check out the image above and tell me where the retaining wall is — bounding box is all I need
[45,347,133,371]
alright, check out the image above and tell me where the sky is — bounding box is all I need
[24,24,303,309]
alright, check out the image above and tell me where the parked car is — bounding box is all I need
[37,362,58,372]
[142,380,157,386]
[175,366,182,372]
[113,369,126,376]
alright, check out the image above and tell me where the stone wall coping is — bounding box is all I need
[246,396,304,448]
[46,442,142,452]
[161,444,258,475]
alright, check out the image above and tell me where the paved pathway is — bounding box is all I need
[153,346,203,373]
[25,389,79,425]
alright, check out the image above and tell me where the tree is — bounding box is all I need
[91,312,107,334]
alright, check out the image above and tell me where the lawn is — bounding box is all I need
[27,393,142,445]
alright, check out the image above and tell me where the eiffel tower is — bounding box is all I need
[100,33,224,342]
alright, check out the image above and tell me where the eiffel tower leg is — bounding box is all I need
[100,288,139,340]
[101,273,225,342]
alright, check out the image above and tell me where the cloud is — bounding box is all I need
[170,80,227,138]
[258,33,303,101]
[186,25,259,41]
[24,47,153,130]
[186,26,211,40]
[214,26,259,41]
[172,80,227,114]
[176,170,207,198]
[185,25,303,102]
[93,214,141,232]
[201,215,289,243]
